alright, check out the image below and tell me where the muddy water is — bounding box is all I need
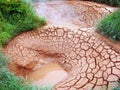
[26,62,68,87]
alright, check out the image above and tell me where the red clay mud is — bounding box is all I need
[33,1,116,28]
[3,1,120,90]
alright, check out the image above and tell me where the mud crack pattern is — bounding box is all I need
[3,1,120,90]
[4,26,120,90]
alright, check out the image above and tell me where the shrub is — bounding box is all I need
[91,0,120,7]
[0,0,46,46]
[97,9,120,41]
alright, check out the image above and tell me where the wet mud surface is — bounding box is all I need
[33,1,116,28]
[3,1,120,90]
[27,62,68,87]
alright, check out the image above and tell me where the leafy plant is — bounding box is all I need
[97,9,120,41]
[91,0,120,7]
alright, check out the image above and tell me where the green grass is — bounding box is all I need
[0,0,46,46]
[113,87,120,90]
[112,82,120,90]
[0,68,35,90]
[97,9,120,41]
[0,0,49,90]
[40,84,52,90]
[91,0,120,7]
[0,52,38,90]
[0,52,7,68]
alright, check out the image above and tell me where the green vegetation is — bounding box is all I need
[91,0,120,7]
[97,9,120,41]
[0,0,46,46]
[0,52,53,90]
[0,0,48,90]
[0,51,53,90]
[0,52,39,90]
[113,87,120,90]
[112,82,120,90]
[40,84,52,90]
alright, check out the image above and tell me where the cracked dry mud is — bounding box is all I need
[3,1,120,90]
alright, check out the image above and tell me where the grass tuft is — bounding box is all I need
[97,9,120,41]
[91,0,120,7]
[0,0,46,46]
[0,0,48,90]
[0,51,41,90]
[40,84,53,90]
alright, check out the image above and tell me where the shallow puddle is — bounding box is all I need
[26,62,68,87]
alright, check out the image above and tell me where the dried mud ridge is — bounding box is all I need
[3,1,120,90]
